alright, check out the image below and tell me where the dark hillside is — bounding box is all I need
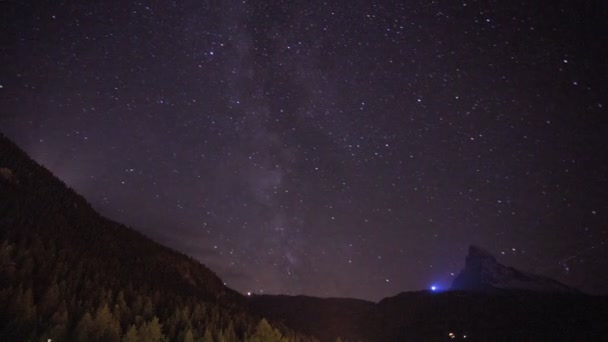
[248,295,375,341]
[0,133,313,341]
[251,289,608,341]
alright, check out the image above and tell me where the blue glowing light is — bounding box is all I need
[430,285,438,291]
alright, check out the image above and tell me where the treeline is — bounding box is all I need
[0,235,297,341]
[0,133,316,341]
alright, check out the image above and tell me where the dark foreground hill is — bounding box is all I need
[0,133,313,341]
[251,290,608,341]
[250,248,608,342]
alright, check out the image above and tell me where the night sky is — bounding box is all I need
[1,0,607,301]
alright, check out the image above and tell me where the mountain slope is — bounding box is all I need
[248,295,375,341]
[0,133,313,341]
[250,248,608,342]
[451,245,578,293]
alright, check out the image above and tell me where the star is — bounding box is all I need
[1,0,606,301]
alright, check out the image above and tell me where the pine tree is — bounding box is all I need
[216,330,226,342]
[75,312,94,341]
[181,327,195,342]
[122,324,138,342]
[223,321,239,342]
[138,316,165,341]
[44,308,69,341]
[12,286,36,326]
[203,328,214,342]
[248,319,286,342]
[142,297,154,320]
[92,303,120,341]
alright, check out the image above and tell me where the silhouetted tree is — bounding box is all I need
[138,316,164,341]
[92,304,120,341]
[75,312,94,340]
[203,328,214,342]
[122,325,138,342]
[181,327,195,342]
[248,319,287,342]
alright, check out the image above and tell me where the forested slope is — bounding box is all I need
[0,133,314,341]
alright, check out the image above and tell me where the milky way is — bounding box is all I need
[1,0,607,300]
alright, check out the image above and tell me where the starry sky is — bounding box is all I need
[1,0,607,301]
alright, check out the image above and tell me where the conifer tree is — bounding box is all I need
[75,312,95,341]
[223,321,239,342]
[181,327,195,342]
[122,325,138,342]
[248,319,286,342]
[203,328,214,342]
[138,316,165,341]
[216,329,226,342]
[45,308,69,341]
[92,303,120,341]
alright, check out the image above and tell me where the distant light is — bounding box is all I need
[431,285,438,291]
[246,291,251,296]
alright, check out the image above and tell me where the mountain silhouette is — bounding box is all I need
[0,133,311,341]
[451,245,579,293]
[1,132,607,341]
[251,247,607,341]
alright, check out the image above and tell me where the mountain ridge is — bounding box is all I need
[248,247,604,341]
[0,132,313,341]
[2,132,607,341]
[451,245,579,294]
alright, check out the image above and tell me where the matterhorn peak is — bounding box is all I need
[466,245,496,262]
[451,245,579,294]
